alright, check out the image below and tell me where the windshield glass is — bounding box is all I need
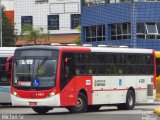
[13,57,57,90]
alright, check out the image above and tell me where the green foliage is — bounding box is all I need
[76,25,81,31]
[2,7,15,46]
[74,25,81,46]
[21,24,49,45]
[75,37,81,45]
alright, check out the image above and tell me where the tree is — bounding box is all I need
[21,24,49,45]
[74,25,81,45]
[2,6,15,46]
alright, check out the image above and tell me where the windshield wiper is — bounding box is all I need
[23,57,32,81]
[38,56,48,69]
[35,56,48,78]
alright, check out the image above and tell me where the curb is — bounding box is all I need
[137,100,160,105]
[136,103,160,106]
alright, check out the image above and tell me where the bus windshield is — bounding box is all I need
[12,45,60,90]
[13,57,57,90]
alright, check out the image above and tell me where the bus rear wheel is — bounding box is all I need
[117,90,135,110]
[32,107,51,114]
[68,93,87,113]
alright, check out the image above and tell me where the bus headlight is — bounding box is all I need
[13,91,19,97]
[47,91,55,98]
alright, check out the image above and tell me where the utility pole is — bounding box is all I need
[0,0,2,47]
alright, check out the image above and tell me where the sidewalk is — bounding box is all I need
[137,100,160,105]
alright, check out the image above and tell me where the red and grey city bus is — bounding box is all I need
[8,46,156,114]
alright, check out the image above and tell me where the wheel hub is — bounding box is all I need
[128,94,133,106]
[77,98,83,107]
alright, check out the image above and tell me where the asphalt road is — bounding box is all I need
[0,105,159,120]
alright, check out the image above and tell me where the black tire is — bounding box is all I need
[68,93,87,113]
[117,90,135,110]
[32,107,51,114]
[87,105,101,112]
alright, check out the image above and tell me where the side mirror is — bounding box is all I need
[5,56,13,76]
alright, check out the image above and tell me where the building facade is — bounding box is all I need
[14,0,81,45]
[81,0,160,50]
[2,0,14,11]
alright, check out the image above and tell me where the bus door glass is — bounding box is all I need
[60,52,75,105]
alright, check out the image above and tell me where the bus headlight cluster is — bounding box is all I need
[47,91,55,98]
[13,91,19,97]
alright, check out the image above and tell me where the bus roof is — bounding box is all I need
[15,46,59,51]
[15,45,153,54]
[90,47,153,54]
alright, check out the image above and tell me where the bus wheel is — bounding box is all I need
[68,93,87,113]
[87,105,101,112]
[117,90,135,110]
[32,107,51,114]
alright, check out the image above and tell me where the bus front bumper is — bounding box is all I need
[11,94,60,107]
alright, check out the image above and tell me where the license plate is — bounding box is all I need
[29,102,37,106]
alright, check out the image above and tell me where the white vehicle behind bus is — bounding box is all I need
[0,47,16,104]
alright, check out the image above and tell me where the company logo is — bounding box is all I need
[94,80,106,86]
